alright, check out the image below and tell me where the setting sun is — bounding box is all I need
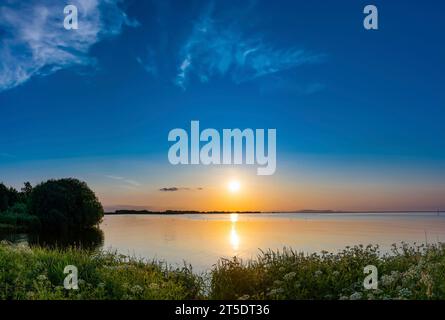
[228,180,241,193]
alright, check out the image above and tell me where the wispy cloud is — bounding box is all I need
[105,175,141,188]
[174,3,325,89]
[104,175,124,180]
[136,47,158,77]
[0,0,138,92]
[159,187,203,192]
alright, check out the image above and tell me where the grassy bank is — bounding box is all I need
[1,243,444,300]
[0,244,203,299]
[211,244,445,300]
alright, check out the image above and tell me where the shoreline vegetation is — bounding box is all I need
[2,179,445,300]
[0,242,444,300]
[0,179,103,232]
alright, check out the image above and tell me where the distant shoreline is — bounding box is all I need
[105,209,444,215]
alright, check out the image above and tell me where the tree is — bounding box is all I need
[21,182,33,197]
[19,181,33,204]
[0,183,9,212]
[0,183,20,212]
[29,178,104,231]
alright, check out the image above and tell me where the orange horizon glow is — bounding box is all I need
[5,156,443,213]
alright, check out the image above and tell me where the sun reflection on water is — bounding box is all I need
[230,213,240,251]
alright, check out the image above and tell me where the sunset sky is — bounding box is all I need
[1,0,444,212]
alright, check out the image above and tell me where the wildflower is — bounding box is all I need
[36,274,47,281]
[349,292,363,300]
[273,280,283,287]
[269,288,285,296]
[420,272,433,298]
[332,271,340,277]
[278,267,285,272]
[283,272,296,281]
[130,285,143,294]
[16,244,32,253]
[149,283,159,290]
[398,288,412,298]
[238,294,250,300]
[314,270,322,277]
[98,282,106,289]
[380,274,395,287]
[339,295,349,300]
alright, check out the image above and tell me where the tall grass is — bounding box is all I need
[1,242,445,300]
[0,244,203,300]
[210,243,445,300]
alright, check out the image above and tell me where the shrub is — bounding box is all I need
[29,178,104,232]
[0,183,20,212]
[0,203,41,231]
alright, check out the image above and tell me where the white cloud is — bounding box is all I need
[105,174,141,187]
[0,0,138,92]
[174,4,325,89]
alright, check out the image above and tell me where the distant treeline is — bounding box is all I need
[105,209,444,215]
[106,210,261,215]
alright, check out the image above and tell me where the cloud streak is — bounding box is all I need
[0,0,138,92]
[174,3,325,89]
[105,175,141,188]
[159,187,203,192]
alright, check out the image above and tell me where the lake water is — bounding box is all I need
[2,212,445,272]
[99,213,445,272]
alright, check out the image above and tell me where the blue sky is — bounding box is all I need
[0,0,444,211]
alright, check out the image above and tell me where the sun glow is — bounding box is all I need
[228,180,241,193]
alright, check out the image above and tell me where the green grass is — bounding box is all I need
[1,243,445,300]
[211,243,445,300]
[0,245,203,300]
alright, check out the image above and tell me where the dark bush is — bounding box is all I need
[0,183,20,212]
[0,203,41,231]
[29,178,104,232]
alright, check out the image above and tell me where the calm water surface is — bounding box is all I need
[99,213,445,272]
[2,213,445,272]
